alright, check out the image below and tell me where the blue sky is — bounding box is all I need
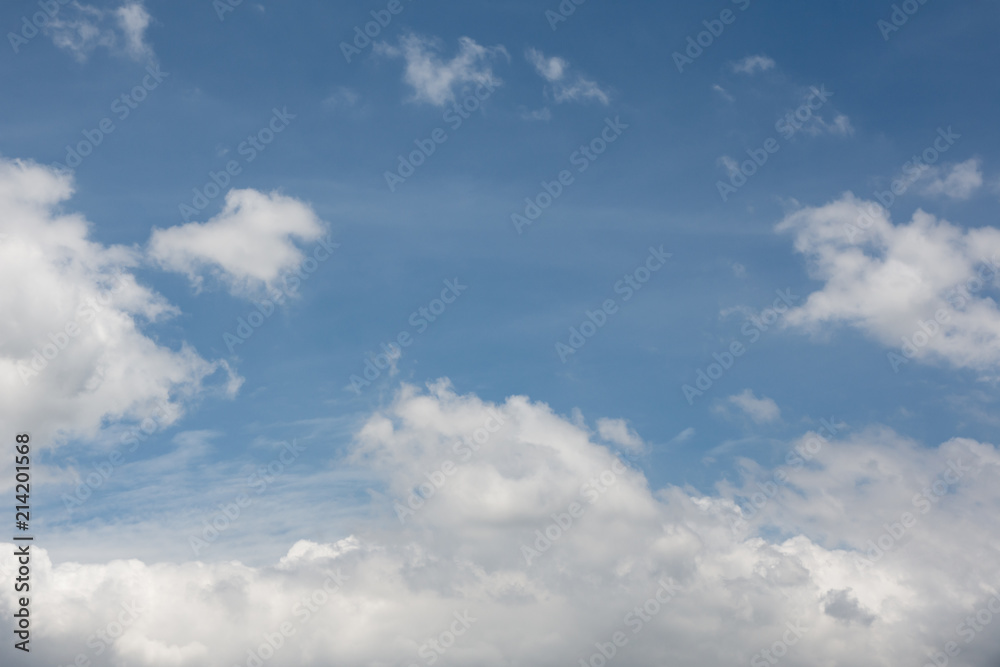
[2,1,1000,666]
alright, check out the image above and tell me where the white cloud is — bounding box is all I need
[376,34,508,106]
[824,113,855,136]
[718,155,740,178]
[732,55,775,74]
[115,2,153,61]
[322,86,360,110]
[44,1,155,62]
[922,158,984,200]
[777,193,1000,371]
[0,157,239,452]
[667,426,696,445]
[6,381,1000,666]
[520,107,552,122]
[525,48,611,105]
[148,189,327,298]
[723,389,781,423]
[596,417,644,452]
[712,83,734,102]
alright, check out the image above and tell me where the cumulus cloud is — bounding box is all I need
[376,34,508,106]
[3,381,1000,666]
[44,1,154,62]
[148,189,328,298]
[525,48,611,105]
[732,55,775,74]
[0,157,239,452]
[921,158,984,200]
[778,193,1000,371]
[722,389,781,423]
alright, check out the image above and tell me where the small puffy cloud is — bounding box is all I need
[778,193,1000,371]
[722,389,781,423]
[0,156,238,450]
[44,1,155,62]
[596,417,645,452]
[376,34,508,106]
[148,189,327,298]
[115,2,153,60]
[732,55,775,74]
[922,158,983,200]
[322,86,360,110]
[525,48,610,105]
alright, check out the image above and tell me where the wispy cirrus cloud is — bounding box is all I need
[525,47,611,105]
[376,34,508,106]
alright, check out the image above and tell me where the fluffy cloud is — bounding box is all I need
[778,193,1000,371]
[376,34,508,106]
[0,157,238,452]
[922,158,984,200]
[4,381,1000,666]
[147,189,328,298]
[44,1,154,62]
[721,389,781,423]
[526,48,611,105]
[732,55,776,74]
